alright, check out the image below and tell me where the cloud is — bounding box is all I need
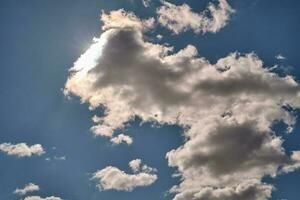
[281,151,300,173]
[14,183,40,196]
[92,115,133,145]
[23,196,62,200]
[129,158,157,173]
[101,9,154,32]
[92,160,157,191]
[142,0,151,8]
[46,155,66,162]
[157,0,235,34]
[64,9,300,200]
[170,181,273,200]
[110,133,133,145]
[0,143,45,157]
[275,54,286,60]
[54,156,66,160]
[129,159,142,172]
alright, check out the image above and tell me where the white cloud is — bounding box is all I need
[129,159,157,174]
[170,180,273,200]
[54,156,66,160]
[24,196,62,200]
[156,34,163,40]
[64,9,300,200]
[101,9,154,32]
[110,134,133,145]
[275,54,286,60]
[92,160,157,191]
[45,156,66,162]
[157,0,235,34]
[0,143,45,157]
[281,151,300,173]
[142,0,151,7]
[14,183,40,196]
[129,159,142,172]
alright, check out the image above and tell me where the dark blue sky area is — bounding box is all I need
[0,0,300,199]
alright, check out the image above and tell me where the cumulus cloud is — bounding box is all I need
[129,159,142,172]
[281,151,300,173]
[129,158,157,173]
[110,133,133,145]
[92,116,133,145]
[0,143,45,157]
[46,155,66,161]
[157,0,235,34]
[14,183,40,196]
[24,196,62,200]
[92,159,157,191]
[64,9,300,200]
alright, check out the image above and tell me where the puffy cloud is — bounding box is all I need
[64,9,300,200]
[129,159,157,173]
[14,183,40,196]
[281,151,300,173]
[24,196,62,200]
[157,0,235,34]
[129,159,142,172]
[92,160,157,191]
[92,116,133,145]
[0,143,45,157]
[110,133,133,145]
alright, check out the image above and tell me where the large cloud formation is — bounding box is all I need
[0,143,45,157]
[64,6,300,200]
[92,159,157,191]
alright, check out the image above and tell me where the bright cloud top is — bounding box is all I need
[14,183,40,196]
[92,159,157,191]
[0,143,45,157]
[64,7,300,200]
[157,0,235,34]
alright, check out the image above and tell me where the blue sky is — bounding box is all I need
[1,0,300,200]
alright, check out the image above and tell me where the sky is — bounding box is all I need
[1,0,300,200]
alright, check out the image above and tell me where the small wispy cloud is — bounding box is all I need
[110,134,133,145]
[142,0,151,7]
[92,159,157,191]
[275,54,286,60]
[14,183,40,196]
